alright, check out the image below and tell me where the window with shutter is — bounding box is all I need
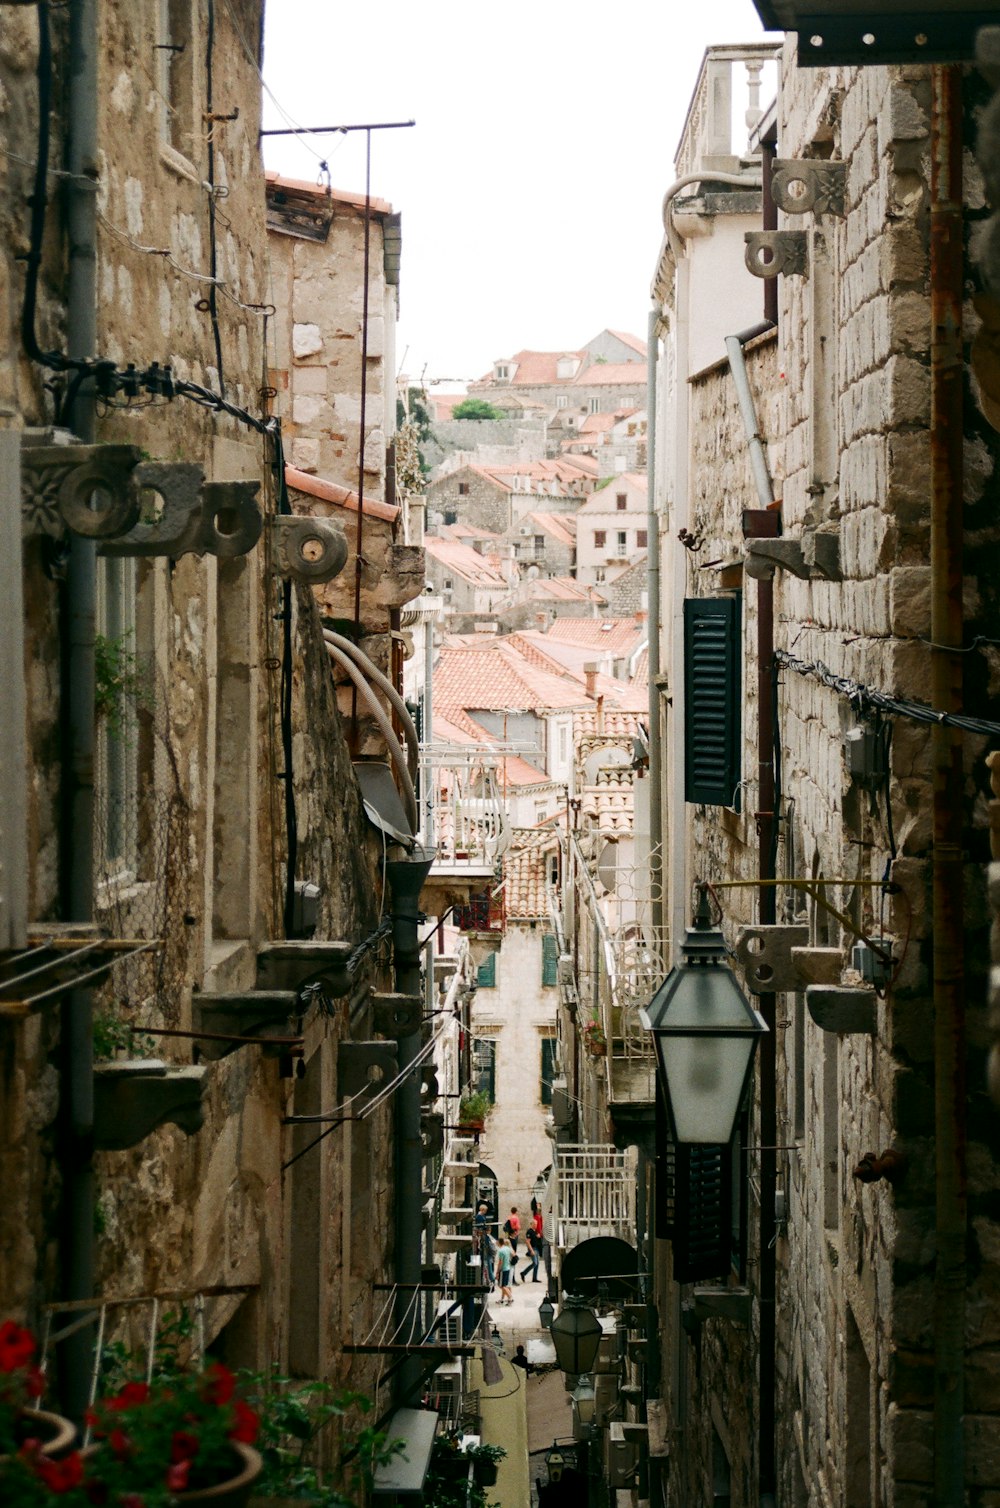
[540,1036,557,1105]
[683,595,741,808]
[655,1087,736,1282]
[541,933,559,986]
[477,952,496,988]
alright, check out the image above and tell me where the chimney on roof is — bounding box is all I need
[584,660,600,699]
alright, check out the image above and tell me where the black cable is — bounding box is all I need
[769,653,782,883]
[776,649,1000,738]
[880,716,897,861]
[204,0,226,397]
[276,435,297,937]
[22,1,64,371]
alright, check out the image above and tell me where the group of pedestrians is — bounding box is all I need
[475,1197,547,1305]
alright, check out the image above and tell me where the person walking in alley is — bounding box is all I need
[495,1238,513,1304]
[475,1202,496,1279]
[503,1206,521,1280]
[521,1222,542,1282]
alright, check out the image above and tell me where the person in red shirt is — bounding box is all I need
[503,1207,521,1281]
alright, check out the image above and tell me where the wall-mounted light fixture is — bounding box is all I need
[748,0,989,66]
[641,889,766,1145]
[549,1294,602,1377]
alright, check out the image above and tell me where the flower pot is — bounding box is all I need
[474,1459,499,1486]
[180,1443,262,1508]
[587,1041,607,1058]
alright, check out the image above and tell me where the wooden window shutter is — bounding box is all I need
[541,933,559,986]
[540,1037,557,1104]
[683,595,741,808]
[655,1085,732,1281]
[477,952,496,988]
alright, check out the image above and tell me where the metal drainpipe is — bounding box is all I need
[386,849,435,1406]
[726,328,777,1506]
[930,63,966,1508]
[646,307,663,957]
[60,0,99,1423]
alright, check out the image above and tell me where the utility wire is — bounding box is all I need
[775,649,1000,738]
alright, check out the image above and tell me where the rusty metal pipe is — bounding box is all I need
[930,63,967,1508]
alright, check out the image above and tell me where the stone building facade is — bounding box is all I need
[642,39,1000,1508]
[0,0,429,1448]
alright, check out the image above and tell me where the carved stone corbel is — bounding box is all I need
[421,1111,445,1157]
[744,230,809,280]
[271,515,348,583]
[99,462,262,560]
[372,991,422,1038]
[93,1061,207,1150]
[21,442,143,540]
[771,159,846,218]
[337,1041,397,1103]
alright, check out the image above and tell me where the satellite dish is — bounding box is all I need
[582,745,630,786]
[597,842,619,891]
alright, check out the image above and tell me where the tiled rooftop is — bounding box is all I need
[504,829,560,919]
[545,617,645,654]
[424,537,509,587]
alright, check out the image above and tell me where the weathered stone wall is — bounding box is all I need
[668,47,1000,1508]
[269,203,394,498]
[428,468,511,534]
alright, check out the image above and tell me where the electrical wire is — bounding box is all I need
[220,0,334,167]
[204,0,226,396]
[776,649,1000,737]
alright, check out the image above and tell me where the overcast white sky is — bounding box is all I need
[261,2,779,390]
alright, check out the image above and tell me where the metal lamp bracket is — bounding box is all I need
[744,230,809,280]
[271,514,348,584]
[771,159,846,219]
[100,463,262,559]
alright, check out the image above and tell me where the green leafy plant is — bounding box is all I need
[451,398,503,422]
[94,632,149,742]
[92,1012,156,1062]
[242,1375,403,1505]
[458,1090,491,1126]
[423,1435,501,1508]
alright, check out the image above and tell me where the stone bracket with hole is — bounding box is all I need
[100,463,261,559]
[744,230,809,279]
[421,1065,440,1101]
[19,437,263,558]
[770,159,846,218]
[372,992,422,1038]
[192,991,304,1060]
[255,940,353,1000]
[93,1060,208,1150]
[421,1110,445,1156]
[734,926,811,992]
[338,1041,397,1104]
[271,515,348,583]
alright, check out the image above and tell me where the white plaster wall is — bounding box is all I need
[472,923,559,1212]
[684,212,763,376]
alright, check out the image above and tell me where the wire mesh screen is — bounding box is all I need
[93,787,191,1027]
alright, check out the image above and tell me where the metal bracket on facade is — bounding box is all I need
[420,1065,440,1102]
[744,230,809,280]
[337,1040,397,1103]
[770,159,846,219]
[421,1111,445,1157]
[271,514,348,584]
[806,985,877,1035]
[21,441,144,539]
[734,925,810,993]
[100,463,262,560]
[372,991,422,1038]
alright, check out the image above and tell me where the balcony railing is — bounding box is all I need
[551,1143,634,1249]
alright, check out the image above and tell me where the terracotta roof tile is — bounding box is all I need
[433,639,590,721]
[423,537,509,587]
[545,617,644,653]
[265,170,393,217]
[573,363,648,387]
[285,465,398,521]
[503,829,560,919]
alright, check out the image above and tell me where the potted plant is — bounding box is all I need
[457,1091,491,1132]
[1,1356,261,1506]
[582,1018,607,1057]
[467,1441,506,1487]
[0,1322,75,1463]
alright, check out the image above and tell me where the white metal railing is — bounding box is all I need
[420,745,536,865]
[552,1144,634,1248]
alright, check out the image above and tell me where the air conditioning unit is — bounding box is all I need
[595,1372,619,1422]
[436,1299,463,1344]
[551,1077,572,1128]
[520,525,533,536]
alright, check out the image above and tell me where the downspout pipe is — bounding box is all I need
[386,849,435,1407]
[646,306,663,959]
[930,63,966,1508]
[61,0,99,1424]
[726,326,777,1507]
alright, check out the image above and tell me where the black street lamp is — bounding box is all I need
[538,1294,555,1331]
[549,1294,602,1377]
[641,890,766,1145]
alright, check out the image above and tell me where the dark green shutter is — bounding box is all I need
[655,1087,732,1281]
[541,933,558,986]
[477,952,496,988]
[540,1037,557,1104]
[684,596,741,808]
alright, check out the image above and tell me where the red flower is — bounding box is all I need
[201,1361,236,1406]
[165,1459,191,1492]
[229,1399,259,1444]
[36,1451,85,1493]
[108,1426,132,1459]
[106,1380,150,1411]
[0,1320,36,1372]
[170,1428,200,1463]
[24,1363,45,1399]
